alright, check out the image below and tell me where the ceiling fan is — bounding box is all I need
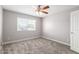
[35,5,49,14]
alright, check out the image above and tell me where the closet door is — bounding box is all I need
[71,10,79,53]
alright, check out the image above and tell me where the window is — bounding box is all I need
[17,17,36,31]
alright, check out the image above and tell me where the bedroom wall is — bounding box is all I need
[3,10,42,43]
[42,7,79,46]
[0,6,3,53]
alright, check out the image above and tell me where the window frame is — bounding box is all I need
[17,17,36,31]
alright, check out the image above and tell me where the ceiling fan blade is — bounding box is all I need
[41,8,48,12]
[42,6,49,10]
[41,11,48,14]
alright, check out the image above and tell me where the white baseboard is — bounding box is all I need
[2,36,40,45]
[42,35,70,46]
[2,35,70,46]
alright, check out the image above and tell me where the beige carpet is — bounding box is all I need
[3,38,76,54]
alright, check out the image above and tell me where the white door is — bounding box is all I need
[71,10,79,53]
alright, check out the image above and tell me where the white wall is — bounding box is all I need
[43,10,78,46]
[3,10,42,43]
[0,6,3,53]
[42,7,79,46]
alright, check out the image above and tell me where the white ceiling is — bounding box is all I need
[2,5,79,17]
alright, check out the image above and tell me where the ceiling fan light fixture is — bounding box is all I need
[36,11,45,15]
[35,5,49,15]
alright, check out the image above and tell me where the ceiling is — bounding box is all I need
[2,5,79,17]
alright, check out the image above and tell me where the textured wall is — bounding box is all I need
[3,10,42,43]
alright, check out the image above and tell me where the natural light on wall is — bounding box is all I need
[17,17,36,31]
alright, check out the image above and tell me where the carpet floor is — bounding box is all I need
[3,38,76,54]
